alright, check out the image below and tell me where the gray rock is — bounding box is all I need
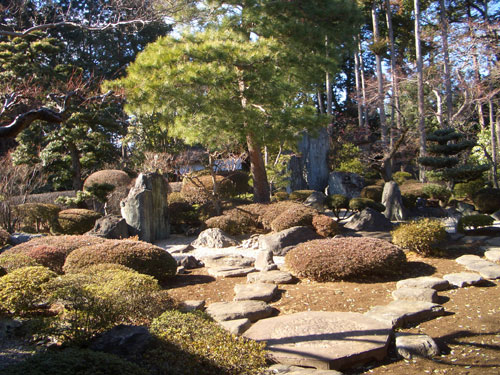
[477,265,500,279]
[201,254,254,268]
[455,255,500,278]
[120,173,169,242]
[255,249,276,271]
[392,287,439,303]
[304,191,327,212]
[247,270,295,284]
[207,266,256,278]
[9,233,44,246]
[169,244,195,254]
[87,215,130,239]
[191,228,239,248]
[218,318,252,335]
[396,277,449,291]
[327,172,365,199]
[299,128,330,192]
[206,300,274,322]
[267,364,343,374]
[365,301,445,328]
[176,255,203,269]
[178,300,205,313]
[456,202,476,214]
[443,272,484,288]
[484,249,500,263]
[455,254,483,266]
[382,181,407,221]
[344,208,393,232]
[176,266,186,274]
[288,154,308,192]
[244,311,391,370]
[259,226,321,256]
[395,333,440,359]
[234,283,278,302]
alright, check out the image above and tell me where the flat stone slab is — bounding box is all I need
[443,272,484,288]
[392,287,438,303]
[207,266,256,278]
[477,264,500,279]
[201,254,254,268]
[396,277,449,291]
[178,300,205,312]
[365,301,445,328]
[244,311,392,370]
[206,300,273,322]
[484,249,500,263]
[395,333,440,359]
[234,283,278,302]
[455,254,483,266]
[219,318,252,335]
[247,270,295,284]
[268,364,343,374]
[455,255,500,278]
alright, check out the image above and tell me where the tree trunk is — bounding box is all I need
[489,98,499,188]
[68,142,83,191]
[247,132,270,203]
[354,36,364,129]
[433,89,443,127]
[372,1,388,146]
[325,36,333,116]
[415,0,427,180]
[359,38,369,128]
[439,0,453,127]
[385,0,400,135]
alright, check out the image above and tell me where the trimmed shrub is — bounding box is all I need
[260,201,310,230]
[349,198,385,213]
[421,184,451,203]
[457,214,494,233]
[4,235,106,257]
[148,310,267,375]
[269,204,317,232]
[0,266,56,315]
[472,188,500,214]
[0,227,10,248]
[312,214,341,237]
[273,191,289,201]
[453,179,484,200]
[25,245,68,273]
[391,218,447,256]
[289,190,315,202]
[285,237,407,281]
[181,175,236,205]
[205,209,260,235]
[15,203,60,232]
[0,253,40,272]
[326,194,349,210]
[83,169,132,190]
[2,348,149,375]
[63,240,177,281]
[360,185,383,202]
[393,171,412,185]
[57,209,103,235]
[169,200,199,228]
[399,181,430,208]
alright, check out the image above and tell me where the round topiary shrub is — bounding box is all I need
[2,348,149,375]
[349,198,385,213]
[270,204,317,232]
[63,240,177,281]
[393,171,413,185]
[15,203,61,232]
[360,185,383,202]
[399,181,430,208]
[421,184,451,204]
[312,214,340,237]
[148,310,267,375]
[83,169,132,190]
[224,170,250,195]
[472,188,500,214]
[0,253,41,272]
[0,266,56,315]
[289,190,315,202]
[457,214,494,233]
[326,194,349,210]
[205,208,261,235]
[57,209,103,235]
[391,218,447,256]
[284,237,407,281]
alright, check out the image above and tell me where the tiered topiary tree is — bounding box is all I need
[418,128,488,188]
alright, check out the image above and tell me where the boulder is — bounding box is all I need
[259,226,321,256]
[191,228,239,248]
[206,300,274,322]
[255,249,277,271]
[219,318,252,335]
[344,208,393,232]
[327,172,364,199]
[120,173,169,242]
[382,181,407,221]
[201,254,254,268]
[395,333,440,359]
[87,215,130,239]
[176,255,203,269]
[304,191,327,212]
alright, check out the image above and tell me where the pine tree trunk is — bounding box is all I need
[415,0,427,180]
[385,0,400,134]
[68,142,83,191]
[359,38,369,128]
[439,0,453,127]
[325,36,333,116]
[354,36,364,129]
[489,98,499,188]
[247,132,270,203]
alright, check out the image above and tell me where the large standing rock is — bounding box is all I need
[328,172,365,199]
[87,215,130,239]
[259,226,321,256]
[344,208,393,232]
[382,181,407,221]
[304,191,327,212]
[298,128,330,192]
[120,173,169,243]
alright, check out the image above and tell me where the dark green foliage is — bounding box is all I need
[57,209,103,235]
[427,128,463,142]
[148,310,267,375]
[360,185,383,202]
[84,183,116,203]
[349,198,385,212]
[453,179,484,200]
[285,237,407,281]
[289,190,315,202]
[393,171,412,185]
[457,215,494,233]
[418,156,459,168]
[272,191,289,201]
[326,194,349,210]
[427,141,476,156]
[438,164,490,182]
[2,348,149,375]
[399,181,430,208]
[391,219,447,256]
[421,184,452,203]
[472,188,500,214]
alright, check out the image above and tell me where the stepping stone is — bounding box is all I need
[247,270,295,284]
[455,255,500,279]
[244,311,392,370]
[456,254,483,265]
[178,300,205,312]
[201,254,254,268]
[395,333,440,359]
[443,272,484,288]
[485,249,500,263]
[396,277,449,291]
[365,301,445,328]
[392,287,438,303]
[255,249,278,271]
[486,237,500,247]
[207,266,256,278]
[477,264,500,279]
[219,318,252,335]
[267,364,343,374]
[206,300,274,322]
[234,283,278,302]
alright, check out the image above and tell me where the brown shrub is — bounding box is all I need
[285,237,407,282]
[180,175,236,205]
[57,209,103,234]
[260,201,310,230]
[312,215,341,237]
[83,170,132,190]
[360,185,383,202]
[26,245,68,273]
[270,205,317,232]
[63,239,177,281]
[205,207,262,235]
[6,235,106,255]
[0,227,10,248]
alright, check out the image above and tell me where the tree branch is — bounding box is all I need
[0,108,65,138]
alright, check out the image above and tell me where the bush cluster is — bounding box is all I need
[83,169,132,190]
[393,171,412,185]
[180,175,237,205]
[0,253,40,272]
[472,188,500,214]
[285,237,407,281]
[14,203,60,232]
[326,194,349,211]
[360,185,383,202]
[57,209,102,235]
[421,184,451,203]
[148,310,267,375]
[269,204,317,232]
[205,208,260,235]
[312,214,340,237]
[289,190,315,202]
[63,239,177,281]
[349,198,385,213]
[453,179,484,200]
[168,193,200,231]
[457,214,494,233]
[399,181,430,208]
[391,218,447,256]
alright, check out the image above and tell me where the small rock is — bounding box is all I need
[87,215,130,239]
[177,255,203,269]
[259,226,321,256]
[169,244,195,254]
[392,287,439,303]
[365,301,445,328]
[477,264,500,279]
[191,228,239,248]
[176,266,186,274]
[247,270,295,284]
[206,300,274,322]
[344,208,393,232]
[179,300,205,313]
[395,333,440,359]
[207,266,256,278]
[443,272,484,288]
[396,277,449,291]
[304,191,327,212]
[234,283,278,302]
[255,249,276,271]
[484,249,500,263]
[218,318,252,335]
